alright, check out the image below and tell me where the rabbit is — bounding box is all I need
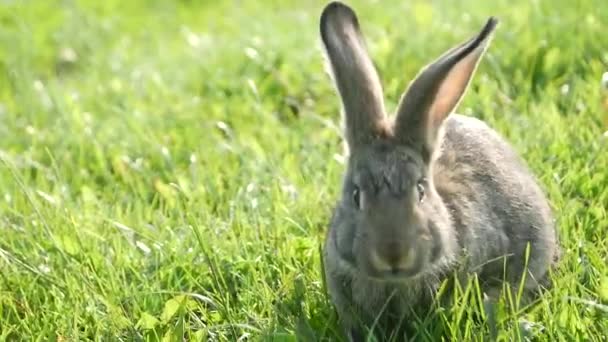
[318,1,559,340]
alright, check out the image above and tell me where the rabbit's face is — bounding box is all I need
[336,140,450,281]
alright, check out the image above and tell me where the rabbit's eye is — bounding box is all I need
[416,179,426,202]
[352,187,361,208]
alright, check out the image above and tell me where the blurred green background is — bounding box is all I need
[1,0,607,340]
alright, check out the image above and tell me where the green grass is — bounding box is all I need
[1,0,607,340]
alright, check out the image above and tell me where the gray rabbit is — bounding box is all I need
[319,1,559,340]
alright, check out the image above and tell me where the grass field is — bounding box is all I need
[1,0,607,340]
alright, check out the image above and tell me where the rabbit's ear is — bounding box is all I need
[394,17,498,162]
[320,2,388,149]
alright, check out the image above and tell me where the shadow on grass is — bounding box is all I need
[257,272,553,342]
[258,275,344,341]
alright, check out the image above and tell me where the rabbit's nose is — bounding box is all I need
[370,241,418,273]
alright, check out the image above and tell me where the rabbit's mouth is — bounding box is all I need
[347,243,431,282]
[333,244,431,283]
[364,255,427,282]
[373,267,423,282]
[329,226,438,282]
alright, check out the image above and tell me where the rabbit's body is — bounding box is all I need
[324,114,558,337]
[435,114,557,287]
[318,2,559,340]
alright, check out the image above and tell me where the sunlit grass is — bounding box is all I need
[1,0,607,340]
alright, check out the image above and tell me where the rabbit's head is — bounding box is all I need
[321,2,497,281]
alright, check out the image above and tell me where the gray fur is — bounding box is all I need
[319,2,559,340]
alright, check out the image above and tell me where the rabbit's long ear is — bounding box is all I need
[394,18,498,162]
[320,2,387,149]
